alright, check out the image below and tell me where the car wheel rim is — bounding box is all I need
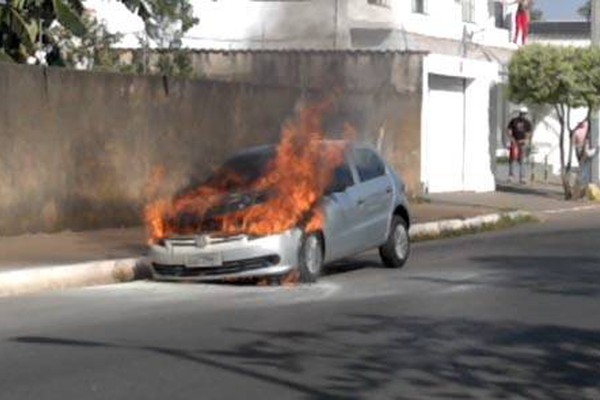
[304,236,322,275]
[394,225,409,259]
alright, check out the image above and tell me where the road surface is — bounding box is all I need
[1,210,599,399]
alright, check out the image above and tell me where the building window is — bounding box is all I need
[412,0,427,14]
[493,1,506,28]
[462,0,475,23]
[368,0,391,7]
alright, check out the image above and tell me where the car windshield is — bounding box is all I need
[205,146,276,191]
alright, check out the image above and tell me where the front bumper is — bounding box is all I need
[148,229,302,281]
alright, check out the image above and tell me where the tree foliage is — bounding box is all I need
[0,0,197,70]
[0,0,86,63]
[578,0,591,20]
[530,7,544,21]
[508,44,600,199]
[136,0,197,77]
[49,11,123,70]
[141,0,197,48]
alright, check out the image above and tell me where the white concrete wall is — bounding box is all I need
[345,0,513,49]
[527,106,588,175]
[531,38,591,48]
[183,0,340,49]
[383,0,513,49]
[422,54,500,192]
[85,0,340,49]
[86,0,513,50]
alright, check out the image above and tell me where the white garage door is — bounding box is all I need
[426,74,466,193]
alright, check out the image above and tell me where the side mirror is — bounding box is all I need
[326,181,347,195]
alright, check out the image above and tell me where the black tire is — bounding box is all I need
[297,232,324,283]
[379,215,410,269]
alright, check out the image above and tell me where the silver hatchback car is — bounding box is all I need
[149,142,411,283]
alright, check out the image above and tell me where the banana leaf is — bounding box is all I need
[0,50,15,63]
[9,7,35,50]
[52,0,85,37]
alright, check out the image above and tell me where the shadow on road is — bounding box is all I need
[10,313,600,399]
[408,254,600,298]
[495,182,565,199]
[473,255,600,297]
[322,257,383,277]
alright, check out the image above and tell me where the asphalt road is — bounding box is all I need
[1,210,599,400]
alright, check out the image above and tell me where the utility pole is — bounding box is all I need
[333,0,339,49]
[592,0,600,182]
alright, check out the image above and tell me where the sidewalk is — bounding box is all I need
[0,181,597,296]
[416,181,576,219]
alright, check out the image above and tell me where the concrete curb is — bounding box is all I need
[409,210,532,240]
[0,258,150,298]
[0,210,534,298]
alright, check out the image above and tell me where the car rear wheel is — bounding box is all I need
[298,232,324,283]
[379,215,410,268]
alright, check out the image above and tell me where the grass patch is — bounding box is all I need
[412,213,538,242]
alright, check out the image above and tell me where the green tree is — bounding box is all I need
[0,0,86,64]
[49,11,123,70]
[508,45,600,199]
[578,0,591,20]
[530,7,544,21]
[142,0,196,48]
[0,0,197,69]
[136,0,197,77]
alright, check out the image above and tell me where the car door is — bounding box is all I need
[322,155,364,262]
[347,147,394,250]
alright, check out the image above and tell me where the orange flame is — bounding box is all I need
[145,98,347,243]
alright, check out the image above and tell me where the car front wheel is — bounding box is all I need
[297,232,324,283]
[379,215,410,268]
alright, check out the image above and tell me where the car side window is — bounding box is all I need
[354,148,386,182]
[327,162,354,194]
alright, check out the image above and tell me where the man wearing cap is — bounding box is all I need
[507,107,533,183]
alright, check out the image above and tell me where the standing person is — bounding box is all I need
[505,0,532,45]
[573,120,598,191]
[507,107,533,183]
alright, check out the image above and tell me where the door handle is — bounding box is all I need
[385,186,393,194]
[357,199,366,206]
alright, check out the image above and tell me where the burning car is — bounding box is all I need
[146,98,410,284]
[147,140,411,284]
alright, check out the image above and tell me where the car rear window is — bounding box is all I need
[354,148,386,182]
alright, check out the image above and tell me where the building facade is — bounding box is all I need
[169,0,512,52]
[91,0,518,194]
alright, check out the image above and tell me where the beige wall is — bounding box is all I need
[0,55,422,235]
[183,51,423,195]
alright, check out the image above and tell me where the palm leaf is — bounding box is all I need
[11,0,27,11]
[0,50,15,63]
[52,0,85,37]
[9,7,36,50]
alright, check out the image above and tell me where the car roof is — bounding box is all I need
[230,140,380,159]
[232,144,277,157]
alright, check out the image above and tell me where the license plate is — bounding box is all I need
[187,253,223,268]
